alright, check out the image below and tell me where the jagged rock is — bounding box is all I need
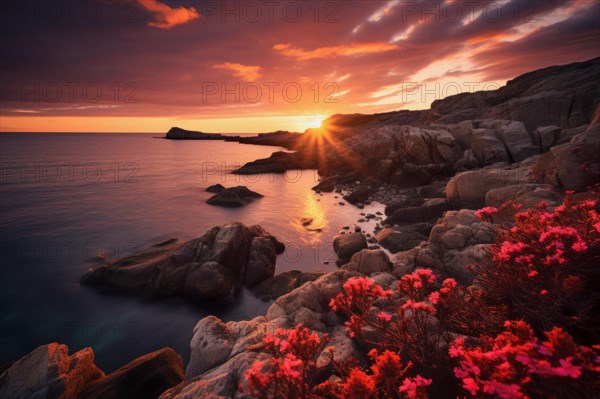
[0,343,104,399]
[80,348,184,399]
[341,249,392,275]
[82,223,284,303]
[205,184,225,193]
[206,186,263,207]
[333,233,368,264]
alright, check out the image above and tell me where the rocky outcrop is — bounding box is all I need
[231,151,317,174]
[80,348,184,399]
[82,223,285,303]
[206,186,263,207]
[166,127,227,140]
[160,271,361,399]
[0,343,104,399]
[333,233,368,265]
[392,210,496,284]
[0,344,183,399]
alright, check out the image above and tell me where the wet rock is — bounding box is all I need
[206,186,263,208]
[333,233,368,265]
[205,184,225,193]
[82,223,284,303]
[375,224,432,253]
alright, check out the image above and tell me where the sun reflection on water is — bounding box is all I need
[292,192,328,243]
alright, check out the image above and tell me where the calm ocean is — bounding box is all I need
[0,133,383,371]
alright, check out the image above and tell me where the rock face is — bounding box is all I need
[206,186,263,207]
[82,223,285,303]
[341,249,392,275]
[531,126,600,191]
[80,348,184,399]
[446,165,532,209]
[166,127,226,140]
[333,233,368,264]
[0,343,104,399]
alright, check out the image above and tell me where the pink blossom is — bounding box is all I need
[428,291,440,305]
[462,377,479,395]
[572,240,588,252]
[377,311,392,322]
[399,375,432,398]
[555,357,581,378]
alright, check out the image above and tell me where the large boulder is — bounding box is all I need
[333,233,367,264]
[82,223,285,303]
[206,186,263,207]
[186,317,233,378]
[0,343,104,399]
[492,121,539,162]
[80,348,184,399]
[341,249,392,275]
[446,166,531,209]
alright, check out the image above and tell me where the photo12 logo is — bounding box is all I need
[198,1,340,24]
[201,81,341,104]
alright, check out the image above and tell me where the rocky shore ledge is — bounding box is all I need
[3,58,599,399]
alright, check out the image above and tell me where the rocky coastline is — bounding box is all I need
[3,58,599,398]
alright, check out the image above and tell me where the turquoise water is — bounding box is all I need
[0,133,383,371]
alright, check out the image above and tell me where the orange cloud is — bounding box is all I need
[138,0,200,29]
[213,62,262,81]
[273,42,398,60]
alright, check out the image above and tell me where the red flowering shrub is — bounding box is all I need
[475,189,600,340]
[450,320,600,398]
[243,324,330,399]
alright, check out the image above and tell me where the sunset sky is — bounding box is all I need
[1,0,599,133]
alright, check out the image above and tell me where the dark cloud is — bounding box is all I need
[0,0,598,121]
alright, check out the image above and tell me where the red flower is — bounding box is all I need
[342,368,376,399]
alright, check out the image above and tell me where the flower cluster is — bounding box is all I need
[450,320,600,398]
[243,324,329,399]
[476,189,600,336]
